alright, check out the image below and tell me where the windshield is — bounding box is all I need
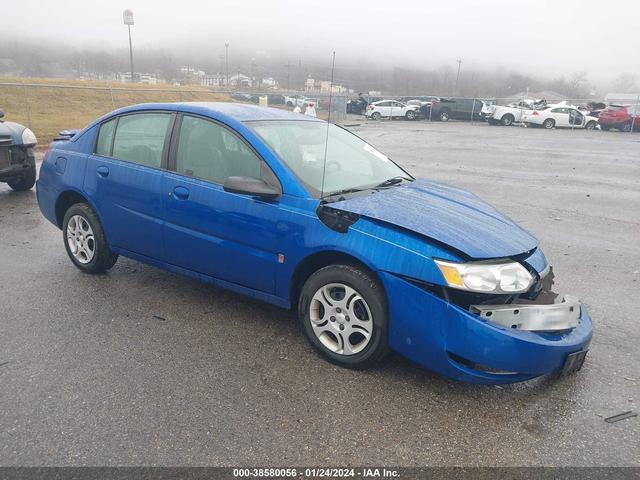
[249,121,411,198]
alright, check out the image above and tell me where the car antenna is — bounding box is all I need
[320,51,336,201]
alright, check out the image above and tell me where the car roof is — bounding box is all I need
[110,102,322,123]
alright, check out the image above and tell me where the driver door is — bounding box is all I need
[569,109,585,128]
[161,114,282,293]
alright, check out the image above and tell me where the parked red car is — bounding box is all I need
[598,104,640,132]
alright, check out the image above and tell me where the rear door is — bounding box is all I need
[161,114,282,293]
[454,99,470,119]
[549,107,570,127]
[84,111,174,260]
[375,101,392,117]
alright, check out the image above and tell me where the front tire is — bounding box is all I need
[439,109,450,122]
[62,203,118,274]
[405,110,416,120]
[298,265,389,369]
[7,167,36,191]
[622,123,632,132]
[500,114,514,126]
[585,121,597,130]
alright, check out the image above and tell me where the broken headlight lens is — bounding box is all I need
[434,259,534,294]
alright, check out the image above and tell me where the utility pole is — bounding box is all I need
[123,10,135,83]
[250,59,257,90]
[285,61,292,92]
[225,42,229,87]
[455,58,462,95]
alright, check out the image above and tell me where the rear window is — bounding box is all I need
[111,113,171,168]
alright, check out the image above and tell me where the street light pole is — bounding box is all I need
[123,10,135,83]
[225,43,229,88]
[127,25,135,83]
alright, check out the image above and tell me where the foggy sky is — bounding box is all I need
[4,0,639,83]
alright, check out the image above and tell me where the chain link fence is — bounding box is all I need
[1,80,639,144]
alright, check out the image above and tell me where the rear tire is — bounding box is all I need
[62,203,118,274]
[601,125,610,131]
[543,118,555,129]
[439,109,450,122]
[500,114,514,126]
[371,112,381,120]
[7,167,36,191]
[622,123,632,132]
[298,264,389,369]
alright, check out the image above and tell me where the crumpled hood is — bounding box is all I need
[0,121,27,144]
[330,179,538,259]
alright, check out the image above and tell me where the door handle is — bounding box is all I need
[96,166,109,178]
[172,186,190,200]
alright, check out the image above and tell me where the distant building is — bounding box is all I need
[306,78,348,93]
[261,77,278,89]
[604,93,640,105]
[229,73,252,88]
[201,73,226,87]
[180,66,206,78]
[117,72,159,84]
[305,78,319,91]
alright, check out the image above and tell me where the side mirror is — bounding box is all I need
[223,176,280,200]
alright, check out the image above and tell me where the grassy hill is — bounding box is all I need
[0,76,228,144]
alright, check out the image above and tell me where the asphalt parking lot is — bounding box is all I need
[1,121,639,466]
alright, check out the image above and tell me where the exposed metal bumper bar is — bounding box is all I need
[470,296,581,332]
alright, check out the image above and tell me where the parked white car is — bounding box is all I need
[365,100,420,120]
[285,96,319,108]
[487,99,548,126]
[522,106,599,130]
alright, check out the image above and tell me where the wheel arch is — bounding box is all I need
[55,189,98,228]
[289,250,383,310]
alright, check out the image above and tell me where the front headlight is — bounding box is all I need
[434,259,534,294]
[21,128,37,146]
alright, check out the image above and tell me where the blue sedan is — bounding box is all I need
[36,102,592,384]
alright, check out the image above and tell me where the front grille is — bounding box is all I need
[0,146,10,169]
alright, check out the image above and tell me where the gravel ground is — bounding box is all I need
[0,120,638,466]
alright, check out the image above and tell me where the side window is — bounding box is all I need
[175,115,264,185]
[95,118,116,156]
[551,107,567,114]
[112,113,171,168]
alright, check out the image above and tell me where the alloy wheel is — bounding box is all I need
[66,214,95,264]
[309,283,373,356]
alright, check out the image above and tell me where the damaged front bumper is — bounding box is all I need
[0,144,36,181]
[470,295,580,332]
[381,271,593,384]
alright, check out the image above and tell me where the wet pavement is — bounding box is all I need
[0,121,638,466]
